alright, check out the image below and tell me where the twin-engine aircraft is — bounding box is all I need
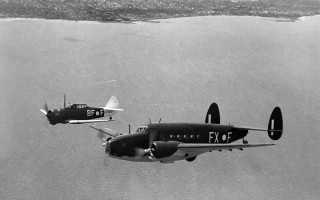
[40,95,123,125]
[90,103,283,163]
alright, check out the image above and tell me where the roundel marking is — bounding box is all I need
[222,134,227,142]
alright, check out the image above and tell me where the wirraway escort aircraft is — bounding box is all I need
[40,95,123,125]
[89,103,283,163]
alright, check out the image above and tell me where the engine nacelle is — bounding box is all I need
[150,141,180,159]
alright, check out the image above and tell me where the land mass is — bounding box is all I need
[0,0,319,22]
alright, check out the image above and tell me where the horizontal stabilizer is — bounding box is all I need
[233,126,282,132]
[104,108,124,111]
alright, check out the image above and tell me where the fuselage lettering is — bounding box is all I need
[227,132,232,143]
[209,132,219,143]
[87,110,95,117]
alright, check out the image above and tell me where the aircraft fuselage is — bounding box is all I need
[106,123,248,162]
[47,105,113,125]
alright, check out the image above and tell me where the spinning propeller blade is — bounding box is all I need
[96,131,107,147]
[44,102,48,112]
[40,103,48,115]
[134,147,150,157]
[40,103,52,126]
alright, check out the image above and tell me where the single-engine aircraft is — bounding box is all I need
[40,95,123,125]
[89,103,283,163]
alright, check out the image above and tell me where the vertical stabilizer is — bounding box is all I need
[268,107,283,140]
[205,103,220,124]
[104,96,123,111]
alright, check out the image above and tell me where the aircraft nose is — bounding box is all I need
[47,110,53,116]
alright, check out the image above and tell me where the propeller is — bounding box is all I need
[134,147,148,157]
[40,103,52,127]
[133,130,158,158]
[44,102,48,113]
[96,130,111,166]
[97,131,107,147]
[40,102,48,115]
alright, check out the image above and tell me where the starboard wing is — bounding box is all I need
[178,143,274,154]
[67,119,113,124]
[88,125,120,137]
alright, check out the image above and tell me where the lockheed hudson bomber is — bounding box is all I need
[40,95,123,125]
[90,103,283,163]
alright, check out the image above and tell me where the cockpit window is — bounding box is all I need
[69,104,88,109]
[135,126,148,133]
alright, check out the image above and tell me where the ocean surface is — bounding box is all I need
[0,15,319,200]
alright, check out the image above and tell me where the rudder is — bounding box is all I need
[205,103,220,124]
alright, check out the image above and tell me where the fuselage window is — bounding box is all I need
[190,135,194,139]
[177,135,180,139]
[197,135,200,139]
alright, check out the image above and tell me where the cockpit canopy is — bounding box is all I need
[135,126,148,133]
[66,104,88,109]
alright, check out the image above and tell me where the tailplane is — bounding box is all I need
[205,103,220,124]
[268,107,283,140]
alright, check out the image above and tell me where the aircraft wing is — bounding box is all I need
[178,143,274,154]
[88,125,120,137]
[67,119,114,124]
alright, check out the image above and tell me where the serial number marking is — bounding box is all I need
[209,132,232,143]
[87,109,104,117]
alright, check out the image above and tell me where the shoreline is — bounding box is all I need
[1,14,319,24]
[1,0,319,24]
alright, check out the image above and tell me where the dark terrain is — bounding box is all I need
[0,0,319,22]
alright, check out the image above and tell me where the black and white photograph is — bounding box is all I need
[0,0,319,199]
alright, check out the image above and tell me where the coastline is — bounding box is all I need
[1,0,319,24]
[1,14,319,24]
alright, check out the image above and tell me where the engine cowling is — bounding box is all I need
[150,141,180,159]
